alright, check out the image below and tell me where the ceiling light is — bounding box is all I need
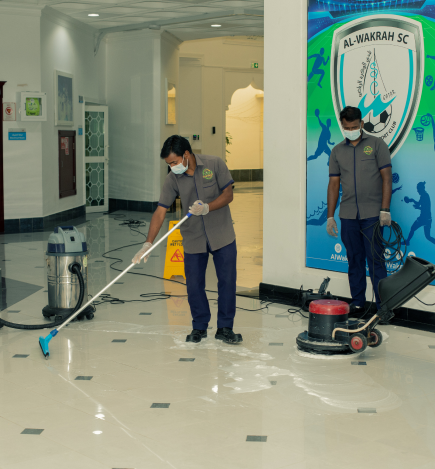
[88,13,99,17]
[211,24,221,28]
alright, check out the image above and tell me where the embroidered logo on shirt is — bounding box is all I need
[203,168,213,180]
[363,146,373,155]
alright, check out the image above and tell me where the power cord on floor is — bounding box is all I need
[88,214,288,316]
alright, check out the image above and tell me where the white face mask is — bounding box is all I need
[343,126,362,141]
[170,155,188,175]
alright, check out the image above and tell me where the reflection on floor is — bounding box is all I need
[1,187,435,468]
[1,278,43,311]
[233,181,263,290]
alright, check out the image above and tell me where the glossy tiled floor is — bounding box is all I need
[1,183,435,468]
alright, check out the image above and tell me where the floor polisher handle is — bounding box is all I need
[55,213,192,333]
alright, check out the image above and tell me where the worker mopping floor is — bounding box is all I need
[38,214,194,358]
[2,211,435,469]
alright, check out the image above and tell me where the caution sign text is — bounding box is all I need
[163,220,186,279]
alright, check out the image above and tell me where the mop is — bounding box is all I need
[39,213,192,359]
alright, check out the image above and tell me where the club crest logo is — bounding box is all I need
[364,146,373,155]
[203,168,213,180]
[331,15,424,157]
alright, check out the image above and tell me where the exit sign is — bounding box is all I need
[251,62,259,69]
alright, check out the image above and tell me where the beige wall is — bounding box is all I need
[226,85,263,170]
[179,37,264,160]
[0,6,43,219]
[106,30,179,203]
[41,7,106,217]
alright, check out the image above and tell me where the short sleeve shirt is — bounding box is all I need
[158,154,235,254]
[329,132,392,219]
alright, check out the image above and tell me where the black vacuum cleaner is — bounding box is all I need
[296,256,435,355]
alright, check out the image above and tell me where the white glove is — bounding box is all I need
[189,200,209,216]
[326,217,338,237]
[380,211,391,227]
[132,242,152,264]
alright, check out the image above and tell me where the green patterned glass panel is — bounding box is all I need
[86,162,105,207]
[85,110,105,157]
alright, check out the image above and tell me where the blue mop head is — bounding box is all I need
[39,329,58,359]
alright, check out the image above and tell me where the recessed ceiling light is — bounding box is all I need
[211,24,221,28]
[88,13,99,17]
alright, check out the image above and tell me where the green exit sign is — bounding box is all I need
[251,62,259,69]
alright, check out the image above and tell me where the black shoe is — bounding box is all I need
[186,329,207,343]
[215,327,243,344]
[349,303,364,315]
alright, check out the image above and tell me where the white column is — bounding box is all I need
[263,0,351,297]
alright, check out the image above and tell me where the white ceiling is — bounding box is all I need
[10,0,264,42]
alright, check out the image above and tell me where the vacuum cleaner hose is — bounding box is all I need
[0,263,85,330]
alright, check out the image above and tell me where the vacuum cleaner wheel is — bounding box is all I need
[296,331,351,355]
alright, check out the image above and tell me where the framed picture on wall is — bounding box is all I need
[54,70,73,126]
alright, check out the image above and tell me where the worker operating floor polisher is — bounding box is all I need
[297,256,435,355]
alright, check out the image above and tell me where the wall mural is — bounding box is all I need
[306,0,435,281]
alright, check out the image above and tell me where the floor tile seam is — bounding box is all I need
[366,350,432,364]
[120,381,214,399]
[357,435,435,458]
[89,350,190,366]
[0,382,66,401]
[0,397,108,424]
[143,366,218,379]
[27,441,133,468]
[74,360,152,377]
[52,400,162,430]
[0,437,78,467]
[389,344,435,355]
[28,410,137,440]
[69,442,168,469]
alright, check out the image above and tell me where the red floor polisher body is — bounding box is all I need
[296,299,382,354]
[297,256,435,355]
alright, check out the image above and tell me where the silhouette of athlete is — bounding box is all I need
[308,48,330,88]
[403,181,435,246]
[307,186,342,226]
[308,109,335,166]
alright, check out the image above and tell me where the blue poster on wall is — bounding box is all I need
[306,0,435,281]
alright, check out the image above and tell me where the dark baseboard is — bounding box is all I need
[259,282,435,334]
[231,169,263,182]
[109,198,159,213]
[4,205,86,234]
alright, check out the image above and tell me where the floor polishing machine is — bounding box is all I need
[296,256,435,355]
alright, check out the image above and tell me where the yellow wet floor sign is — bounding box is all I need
[163,220,186,279]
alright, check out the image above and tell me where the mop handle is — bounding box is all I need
[56,213,192,332]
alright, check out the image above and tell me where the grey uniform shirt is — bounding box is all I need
[158,154,235,254]
[329,132,392,219]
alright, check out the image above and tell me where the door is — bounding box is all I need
[84,105,109,212]
[0,82,6,232]
[59,130,76,198]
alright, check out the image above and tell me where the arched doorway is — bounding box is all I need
[225,85,263,182]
